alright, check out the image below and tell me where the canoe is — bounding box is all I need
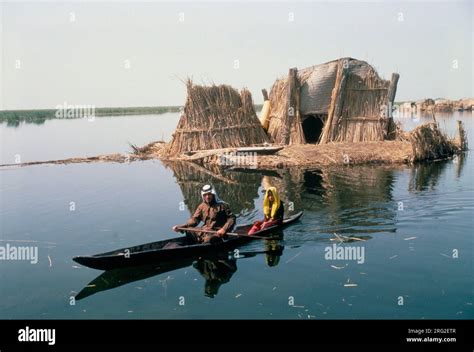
[183,146,283,157]
[235,146,283,155]
[73,211,303,270]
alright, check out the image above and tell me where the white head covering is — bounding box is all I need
[201,184,223,204]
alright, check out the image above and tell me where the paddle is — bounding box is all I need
[175,226,276,240]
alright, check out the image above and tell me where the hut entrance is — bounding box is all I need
[302,115,325,144]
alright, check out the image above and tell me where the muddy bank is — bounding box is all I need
[164,141,413,168]
[0,153,143,168]
[0,140,412,169]
[0,142,167,168]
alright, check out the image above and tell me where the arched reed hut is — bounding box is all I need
[266,58,399,144]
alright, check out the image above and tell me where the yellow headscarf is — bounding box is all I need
[263,187,280,219]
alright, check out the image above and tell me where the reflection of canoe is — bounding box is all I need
[76,245,285,301]
[228,168,282,178]
[75,258,195,301]
[73,211,303,271]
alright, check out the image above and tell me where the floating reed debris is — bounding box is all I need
[129,141,166,155]
[167,80,269,156]
[409,122,461,161]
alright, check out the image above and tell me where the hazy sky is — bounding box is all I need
[1,0,472,109]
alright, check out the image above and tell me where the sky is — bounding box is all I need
[0,0,472,109]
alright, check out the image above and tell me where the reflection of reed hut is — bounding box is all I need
[264,58,399,144]
[167,80,269,156]
[165,161,262,215]
[263,166,398,234]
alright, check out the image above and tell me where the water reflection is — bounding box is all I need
[193,258,238,298]
[454,152,466,179]
[260,166,399,236]
[264,238,284,267]
[167,158,461,240]
[409,154,466,192]
[192,236,284,298]
[1,117,48,127]
[165,161,262,215]
[76,156,461,301]
[75,238,285,301]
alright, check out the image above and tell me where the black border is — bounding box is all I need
[1,319,472,348]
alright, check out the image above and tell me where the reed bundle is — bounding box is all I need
[167,80,269,156]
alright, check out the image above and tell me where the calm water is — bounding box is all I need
[0,113,179,164]
[0,112,472,319]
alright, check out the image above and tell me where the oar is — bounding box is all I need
[175,226,275,240]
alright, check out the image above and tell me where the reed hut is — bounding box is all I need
[266,58,399,144]
[416,98,435,112]
[167,81,270,156]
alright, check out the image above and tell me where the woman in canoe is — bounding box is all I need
[248,186,284,235]
[172,184,236,244]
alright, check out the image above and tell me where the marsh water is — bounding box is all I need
[0,112,472,319]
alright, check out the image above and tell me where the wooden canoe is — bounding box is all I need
[73,211,303,271]
[235,146,284,155]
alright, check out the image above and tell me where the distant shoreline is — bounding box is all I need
[0,104,265,126]
[1,99,470,127]
[0,106,181,121]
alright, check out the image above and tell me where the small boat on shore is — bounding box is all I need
[234,146,284,155]
[73,211,303,270]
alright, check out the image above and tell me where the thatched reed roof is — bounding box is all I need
[167,81,270,156]
[267,58,397,145]
[298,58,388,115]
[298,60,339,115]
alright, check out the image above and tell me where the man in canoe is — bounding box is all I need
[248,186,284,235]
[172,184,236,244]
